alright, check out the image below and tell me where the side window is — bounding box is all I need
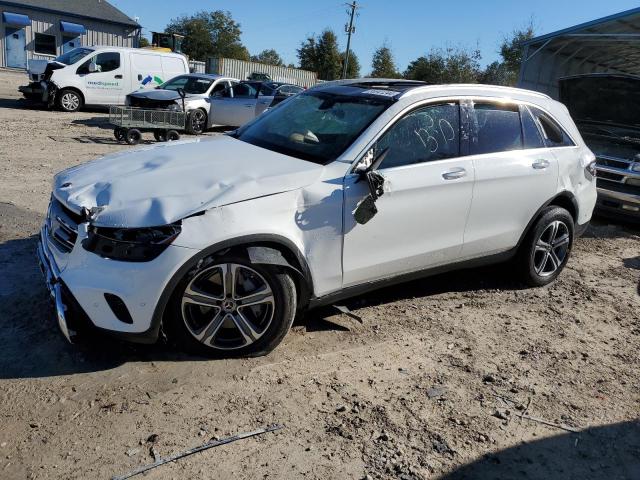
[233,83,258,99]
[471,103,523,155]
[377,102,460,169]
[95,52,120,72]
[529,106,575,147]
[78,52,120,74]
[210,82,227,95]
[521,105,545,149]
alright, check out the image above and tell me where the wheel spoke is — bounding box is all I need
[236,290,274,307]
[230,311,261,344]
[549,221,560,243]
[223,264,237,299]
[553,233,570,248]
[183,287,222,308]
[194,309,225,344]
[547,250,559,272]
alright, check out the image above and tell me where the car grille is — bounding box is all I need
[594,154,640,196]
[47,198,82,253]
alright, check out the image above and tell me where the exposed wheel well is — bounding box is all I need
[547,193,578,222]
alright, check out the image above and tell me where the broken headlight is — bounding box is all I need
[83,223,181,262]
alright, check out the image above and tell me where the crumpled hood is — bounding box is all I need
[53,135,323,228]
[127,89,191,102]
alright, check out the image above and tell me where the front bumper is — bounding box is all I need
[19,81,48,102]
[596,187,640,219]
[37,229,74,342]
[37,220,197,344]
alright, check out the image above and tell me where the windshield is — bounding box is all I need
[55,47,94,65]
[234,91,391,164]
[160,76,213,94]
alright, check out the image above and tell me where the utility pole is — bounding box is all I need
[342,1,359,79]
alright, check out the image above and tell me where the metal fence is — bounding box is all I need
[206,57,318,88]
[109,106,185,130]
[189,60,206,74]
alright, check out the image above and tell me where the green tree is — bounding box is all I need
[500,22,535,74]
[342,50,360,78]
[297,29,343,80]
[371,44,400,78]
[478,61,512,86]
[404,47,481,83]
[166,10,250,61]
[138,36,150,48]
[251,49,284,66]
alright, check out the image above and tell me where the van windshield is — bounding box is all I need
[55,48,94,65]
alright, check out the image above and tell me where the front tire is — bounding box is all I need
[517,206,574,287]
[167,256,297,357]
[186,109,207,135]
[57,89,83,112]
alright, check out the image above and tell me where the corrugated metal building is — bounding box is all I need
[518,7,640,99]
[207,57,318,88]
[0,0,140,69]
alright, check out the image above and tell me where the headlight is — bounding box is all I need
[83,223,181,262]
[585,160,597,180]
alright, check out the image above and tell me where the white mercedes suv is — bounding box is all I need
[38,80,597,357]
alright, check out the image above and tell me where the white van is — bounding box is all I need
[19,46,189,112]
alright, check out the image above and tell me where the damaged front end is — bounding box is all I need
[19,61,64,106]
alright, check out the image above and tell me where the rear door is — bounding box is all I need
[342,101,475,286]
[461,100,559,258]
[77,50,125,104]
[129,52,164,93]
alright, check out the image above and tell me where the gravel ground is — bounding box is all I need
[0,70,639,480]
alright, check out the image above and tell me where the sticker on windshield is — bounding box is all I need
[361,89,398,97]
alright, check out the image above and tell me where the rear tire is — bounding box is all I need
[167,255,297,358]
[125,128,142,145]
[153,130,166,142]
[517,206,574,287]
[57,89,83,112]
[166,130,180,141]
[114,127,126,142]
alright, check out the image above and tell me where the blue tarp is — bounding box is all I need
[2,12,31,27]
[60,21,85,35]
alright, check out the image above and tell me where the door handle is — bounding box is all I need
[114,74,123,79]
[532,159,550,169]
[442,167,467,180]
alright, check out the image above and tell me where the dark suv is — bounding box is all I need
[560,74,640,220]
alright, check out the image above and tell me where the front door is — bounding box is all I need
[210,82,258,127]
[5,27,26,68]
[77,51,125,104]
[342,101,475,286]
[62,35,81,54]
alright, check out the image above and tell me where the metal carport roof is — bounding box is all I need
[518,7,640,98]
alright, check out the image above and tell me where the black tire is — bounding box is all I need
[125,128,142,145]
[166,129,180,141]
[57,89,83,112]
[114,127,126,142]
[153,130,167,142]
[186,109,207,135]
[517,206,574,287]
[167,255,297,358]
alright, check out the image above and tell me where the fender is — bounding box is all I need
[108,234,314,344]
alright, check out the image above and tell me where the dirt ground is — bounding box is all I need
[0,69,639,480]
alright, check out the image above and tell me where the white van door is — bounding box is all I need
[129,52,166,93]
[161,55,188,84]
[77,50,125,105]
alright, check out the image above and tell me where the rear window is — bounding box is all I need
[521,105,546,149]
[530,106,575,147]
[471,103,523,155]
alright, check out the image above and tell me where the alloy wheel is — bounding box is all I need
[61,92,79,111]
[190,110,206,134]
[533,220,570,277]
[181,263,275,350]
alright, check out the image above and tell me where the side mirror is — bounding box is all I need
[352,147,389,225]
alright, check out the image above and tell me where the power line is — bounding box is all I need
[342,1,361,79]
